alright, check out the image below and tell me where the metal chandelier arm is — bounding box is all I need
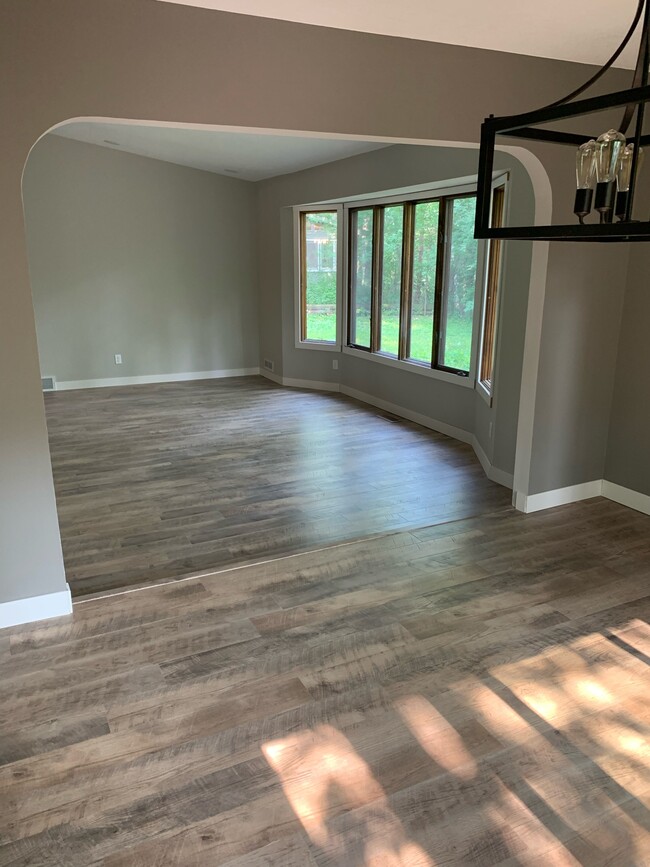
[624,2,650,217]
[539,0,646,112]
[621,0,650,133]
[475,1,650,241]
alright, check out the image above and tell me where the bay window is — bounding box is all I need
[296,180,505,390]
[346,190,478,376]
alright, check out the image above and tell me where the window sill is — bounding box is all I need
[342,346,475,388]
[295,340,340,352]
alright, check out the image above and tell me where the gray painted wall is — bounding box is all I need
[23,135,259,383]
[605,244,650,496]
[524,141,631,496]
[257,144,534,479]
[528,240,629,493]
[0,0,634,608]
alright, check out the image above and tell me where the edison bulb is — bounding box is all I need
[576,140,597,189]
[595,129,626,184]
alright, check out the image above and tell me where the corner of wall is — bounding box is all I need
[0,584,72,630]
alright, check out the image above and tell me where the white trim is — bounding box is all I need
[514,478,650,516]
[34,120,553,529]
[602,480,650,517]
[511,163,553,501]
[339,384,471,443]
[259,368,284,385]
[283,377,338,391]
[0,586,72,629]
[56,367,260,391]
[273,373,340,391]
[472,435,492,478]
[472,436,514,488]
[342,346,474,388]
[341,384,512,488]
[260,369,339,391]
[342,184,485,384]
[296,341,340,352]
[295,176,512,391]
[342,179,479,211]
[260,372,512,488]
[294,203,343,352]
[517,480,603,513]
[476,378,493,407]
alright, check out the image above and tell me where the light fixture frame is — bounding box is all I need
[476,1,650,242]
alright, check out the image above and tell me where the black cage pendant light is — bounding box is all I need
[475,0,650,241]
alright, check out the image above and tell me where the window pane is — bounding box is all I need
[303,212,337,343]
[409,201,439,363]
[349,209,373,348]
[439,197,478,372]
[379,205,403,356]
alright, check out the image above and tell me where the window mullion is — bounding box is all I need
[370,206,383,353]
[399,203,414,360]
[431,198,448,369]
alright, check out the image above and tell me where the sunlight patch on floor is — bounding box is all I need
[394,694,477,781]
[262,724,435,864]
[261,620,649,865]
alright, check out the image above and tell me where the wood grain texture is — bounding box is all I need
[1,494,649,865]
[43,377,511,596]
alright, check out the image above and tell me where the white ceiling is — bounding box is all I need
[157,0,641,69]
[52,123,389,181]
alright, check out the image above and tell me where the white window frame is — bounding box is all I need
[294,203,343,352]
[342,181,484,389]
[293,175,509,390]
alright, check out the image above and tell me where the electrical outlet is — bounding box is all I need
[114,353,123,365]
[332,359,339,370]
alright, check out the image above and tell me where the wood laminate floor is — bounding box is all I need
[1,497,649,865]
[44,377,511,597]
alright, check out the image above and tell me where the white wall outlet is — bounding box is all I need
[114,353,123,365]
[332,359,339,370]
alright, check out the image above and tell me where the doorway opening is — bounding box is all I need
[23,119,548,596]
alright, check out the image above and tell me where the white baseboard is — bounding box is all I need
[339,384,473,444]
[260,369,341,392]
[340,386,514,488]
[263,373,650,512]
[602,480,650,516]
[515,478,650,516]
[260,374,513,489]
[517,480,603,513]
[471,437,514,489]
[0,586,72,629]
[56,367,260,391]
[259,369,283,386]
[284,377,340,391]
